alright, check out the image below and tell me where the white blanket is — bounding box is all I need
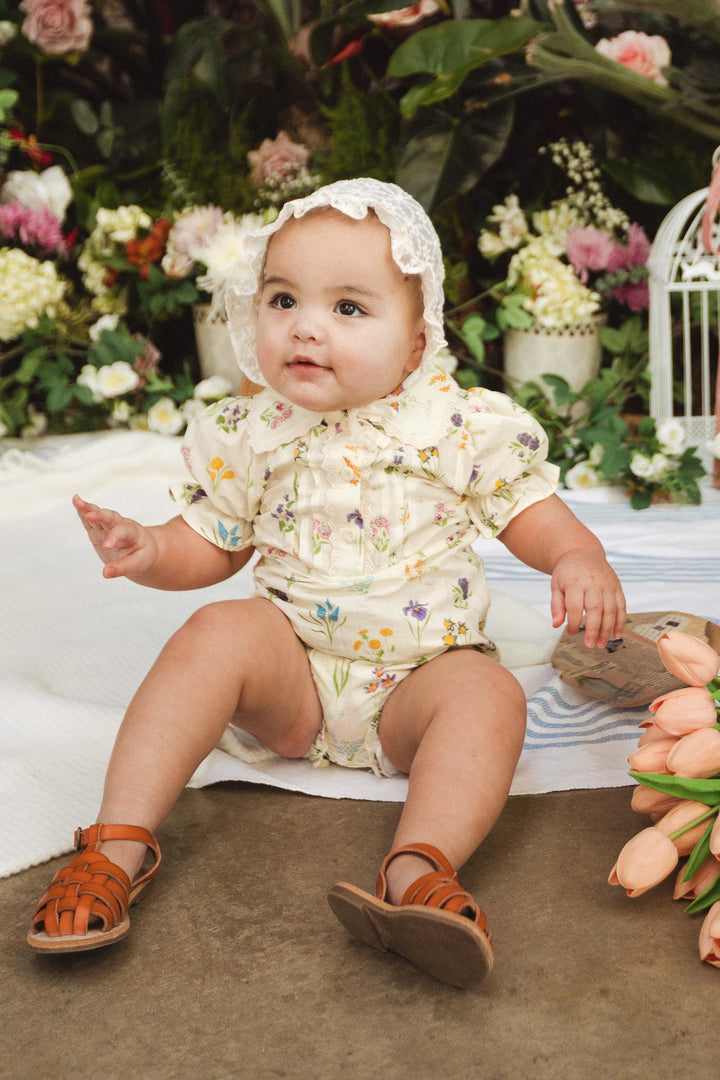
[2,429,719,878]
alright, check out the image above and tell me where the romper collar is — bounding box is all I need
[243,364,462,454]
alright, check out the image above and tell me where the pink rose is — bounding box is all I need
[247,131,310,187]
[20,0,93,55]
[367,1,441,27]
[595,30,671,86]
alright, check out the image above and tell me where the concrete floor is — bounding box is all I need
[1,783,716,1080]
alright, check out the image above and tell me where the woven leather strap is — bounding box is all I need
[30,823,161,939]
[375,842,488,932]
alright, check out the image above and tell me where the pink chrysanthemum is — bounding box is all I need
[566,226,617,281]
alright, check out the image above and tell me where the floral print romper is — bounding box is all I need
[171,364,558,775]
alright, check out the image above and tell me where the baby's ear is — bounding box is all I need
[405,325,426,373]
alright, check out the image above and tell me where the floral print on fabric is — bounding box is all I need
[169,363,558,771]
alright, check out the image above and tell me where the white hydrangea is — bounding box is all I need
[0,248,66,341]
[510,250,600,329]
[147,397,184,435]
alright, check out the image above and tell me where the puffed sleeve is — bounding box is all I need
[169,397,259,551]
[462,387,559,537]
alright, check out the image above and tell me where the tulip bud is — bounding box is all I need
[699,901,720,967]
[666,727,720,779]
[655,800,716,854]
[657,630,720,686]
[648,685,717,736]
[609,826,679,897]
[674,856,720,901]
[630,785,682,818]
[627,738,677,774]
[637,721,673,746]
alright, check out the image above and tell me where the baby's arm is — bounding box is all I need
[73,494,253,590]
[498,493,626,649]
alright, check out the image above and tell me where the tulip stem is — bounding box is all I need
[669,805,719,842]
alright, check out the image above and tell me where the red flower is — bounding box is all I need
[125,219,170,279]
[9,129,52,165]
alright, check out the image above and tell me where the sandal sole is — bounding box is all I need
[327,882,493,989]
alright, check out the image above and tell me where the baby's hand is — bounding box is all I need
[550,547,626,649]
[73,494,159,580]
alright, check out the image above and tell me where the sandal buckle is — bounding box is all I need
[74,827,85,850]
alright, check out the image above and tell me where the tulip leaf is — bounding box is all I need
[682,820,714,882]
[685,873,720,915]
[630,771,720,806]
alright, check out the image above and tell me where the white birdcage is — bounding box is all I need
[647,148,720,473]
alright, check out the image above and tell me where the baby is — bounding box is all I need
[27,179,625,988]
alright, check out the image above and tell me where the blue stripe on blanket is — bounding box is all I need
[524,684,645,751]
[482,554,718,583]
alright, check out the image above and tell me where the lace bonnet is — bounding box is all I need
[225,177,447,386]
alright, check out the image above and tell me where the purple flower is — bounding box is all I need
[457,577,469,600]
[403,600,428,621]
[450,412,463,428]
[347,510,363,529]
[517,432,540,451]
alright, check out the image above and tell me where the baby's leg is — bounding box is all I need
[376,649,526,903]
[94,598,322,880]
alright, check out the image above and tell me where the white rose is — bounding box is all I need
[76,363,102,402]
[655,419,684,455]
[630,452,654,479]
[194,375,233,400]
[1,165,72,223]
[648,452,670,481]
[588,443,605,466]
[707,433,720,460]
[565,461,604,490]
[147,397,184,435]
[95,361,140,398]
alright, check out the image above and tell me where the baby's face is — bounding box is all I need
[255,209,426,413]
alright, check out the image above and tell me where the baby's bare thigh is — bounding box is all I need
[197,596,323,756]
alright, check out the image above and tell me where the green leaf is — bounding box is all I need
[388,16,543,86]
[683,820,714,882]
[458,313,494,363]
[630,771,720,807]
[396,102,514,211]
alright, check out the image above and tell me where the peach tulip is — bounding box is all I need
[609,826,679,896]
[666,727,720,779]
[637,720,674,745]
[657,630,720,687]
[655,800,716,854]
[648,685,717,736]
[699,901,720,967]
[627,737,677,774]
[630,785,682,818]
[674,856,720,901]
[709,812,720,859]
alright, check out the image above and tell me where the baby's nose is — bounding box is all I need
[291,309,324,342]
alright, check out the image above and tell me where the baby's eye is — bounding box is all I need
[336,300,365,317]
[269,293,296,310]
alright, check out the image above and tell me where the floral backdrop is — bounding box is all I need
[1,0,719,506]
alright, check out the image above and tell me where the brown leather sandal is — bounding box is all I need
[327,842,493,988]
[27,824,161,954]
